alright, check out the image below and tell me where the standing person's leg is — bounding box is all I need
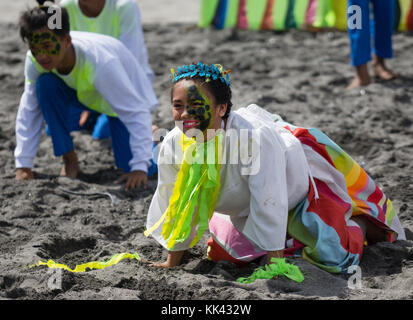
[36,73,88,178]
[347,0,372,89]
[371,0,397,80]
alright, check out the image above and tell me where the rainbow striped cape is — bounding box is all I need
[207,112,403,274]
[282,124,398,273]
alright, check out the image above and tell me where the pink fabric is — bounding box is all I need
[236,0,249,29]
[209,214,266,261]
[305,0,317,25]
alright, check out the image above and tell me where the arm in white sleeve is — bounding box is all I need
[95,59,154,173]
[118,1,155,83]
[14,53,44,168]
[242,127,290,251]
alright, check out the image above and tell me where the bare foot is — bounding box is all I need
[347,76,371,90]
[79,110,90,127]
[16,168,34,180]
[60,150,81,179]
[347,64,371,90]
[372,55,398,80]
[149,250,184,268]
[373,62,397,81]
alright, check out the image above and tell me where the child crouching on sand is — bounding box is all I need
[144,62,406,273]
[15,3,158,190]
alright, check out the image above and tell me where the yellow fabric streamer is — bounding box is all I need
[29,252,141,273]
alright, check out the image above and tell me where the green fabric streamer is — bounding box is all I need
[224,0,240,29]
[246,0,268,30]
[199,0,220,28]
[314,0,334,28]
[273,0,289,31]
[236,258,305,284]
[293,0,310,29]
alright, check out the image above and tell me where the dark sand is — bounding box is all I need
[1,21,413,300]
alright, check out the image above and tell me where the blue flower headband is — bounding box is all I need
[171,62,231,86]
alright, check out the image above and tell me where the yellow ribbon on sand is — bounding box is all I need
[29,252,141,273]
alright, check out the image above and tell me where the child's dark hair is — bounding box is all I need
[171,65,233,119]
[201,76,232,119]
[19,0,70,42]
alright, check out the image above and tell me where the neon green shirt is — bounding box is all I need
[60,0,154,82]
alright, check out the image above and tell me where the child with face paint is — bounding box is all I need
[144,62,406,273]
[56,0,155,140]
[15,3,158,190]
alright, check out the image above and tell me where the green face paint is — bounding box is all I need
[28,31,61,56]
[185,85,212,132]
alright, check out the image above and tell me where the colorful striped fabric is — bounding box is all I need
[199,0,413,32]
[282,124,398,273]
[207,122,401,274]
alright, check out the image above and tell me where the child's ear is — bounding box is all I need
[217,103,228,118]
[62,34,71,48]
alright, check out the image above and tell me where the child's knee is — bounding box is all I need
[36,73,61,94]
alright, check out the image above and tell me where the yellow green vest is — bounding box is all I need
[29,53,117,117]
[63,0,121,38]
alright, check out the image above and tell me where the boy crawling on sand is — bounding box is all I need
[14,3,158,190]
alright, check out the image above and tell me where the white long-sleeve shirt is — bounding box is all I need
[146,105,310,251]
[15,31,158,172]
[59,0,155,83]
